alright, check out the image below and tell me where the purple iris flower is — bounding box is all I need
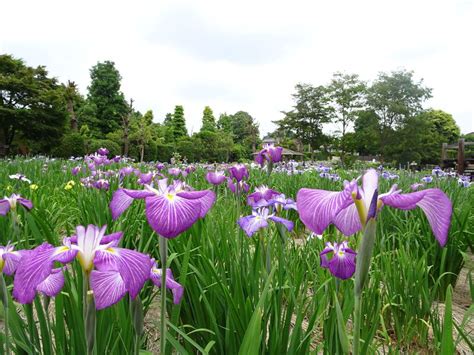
[110,178,216,238]
[297,169,452,246]
[432,166,445,177]
[227,178,249,194]
[0,243,24,275]
[13,225,151,310]
[71,166,81,176]
[268,194,297,212]
[119,166,136,177]
[93,179,110,190]
[138,172,154,185]
[97,147,109,156]
[206,171,226,186]
[247,186,280,206]
[0,194,33,215]
[149,259,184,304]
[422,176,433,183]
[168,168,181,177]
[410,183,424,191]
[320,241,356,280]
[237,207,294,237]
[113,155,121,163]
[156,163,165,171]
[255,144,283,166]
[228,164,249,182]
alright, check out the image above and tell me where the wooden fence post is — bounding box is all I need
[457,139,465,175]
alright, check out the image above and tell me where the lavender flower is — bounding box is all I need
[237,207,293,237]
[0,194,33,215]
[320,241,356,280]
[297,169,452,246]
[110,178,215,238]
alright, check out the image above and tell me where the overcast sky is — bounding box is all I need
[1,0,472,135]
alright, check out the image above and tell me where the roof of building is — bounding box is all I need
[253,147,304,156]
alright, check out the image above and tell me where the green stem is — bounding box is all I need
[352,219,377,355]
[353,294,361,355]
[160,237,168,355]
[0,274,10,355]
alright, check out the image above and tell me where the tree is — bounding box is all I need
[419,109,460,144]
[121,99,133,156]
[201,106,216,132]
[274,84,333,155]
[352,110,381,156]
[230,111,259,154]
[0,54,67,155]
[366,70,432,159]
[327,73,366,160]
[217,113,233,133]
[133,109,154,162]
[172,105,187,139]
[63,80,81,131]
[87,61,127,134]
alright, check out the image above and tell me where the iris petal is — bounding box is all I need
[36,268,65,297]
[333,203,362,236]
[237,215,268,237]
[296,182,355,234]
[90,270,127,310]
[380,188,452,246]
[144,195,201,238]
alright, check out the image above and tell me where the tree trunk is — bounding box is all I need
[67,99,78,132]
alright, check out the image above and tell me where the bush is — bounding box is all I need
[156,143,174,162]
[88,139,121,156]
[51,133,86,158]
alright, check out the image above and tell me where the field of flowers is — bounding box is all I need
[0,149,473,354]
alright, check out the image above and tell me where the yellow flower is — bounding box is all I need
[67,180,76,186]
[6,185,12,191]
[30,184,39,191]
[64,183,73,191]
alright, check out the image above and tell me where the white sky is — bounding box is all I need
[1,0,473,136]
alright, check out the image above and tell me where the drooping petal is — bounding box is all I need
[2,250,24,275]
[18,197,33,210]
[269,146,283,162]
[110,189,135,220]
[13,243,73,303]
[332,203,361,236]
[328,250,356,280]
[380,188,452,246]
[90,270,127,310]
[150,268,184,304]
[196,190,216,218]
[296,183,355,235]
[144,195,201,238]
[101,232,123,244]
[0,200,10,215]
[255,151,265,166]
[237,215,268,237]
[36,268,65,297]
[94,247,150,299]
[268,216,294,232]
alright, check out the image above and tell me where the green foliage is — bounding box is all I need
[0,54,68,155]
[201,106,216,132]
[172,105,188,139]
[274,84,333,151]
[51,133,86,158]
[88,139,121,156]
[85,61,127,135]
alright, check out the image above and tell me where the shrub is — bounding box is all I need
[88,139,121,156]
[51,133,86,158]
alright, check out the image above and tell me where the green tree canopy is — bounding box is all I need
[172,105,187,139]
[274,84,333,152]
[0,54,67,155]
[201,106,216,132]
[86,61,127,135]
